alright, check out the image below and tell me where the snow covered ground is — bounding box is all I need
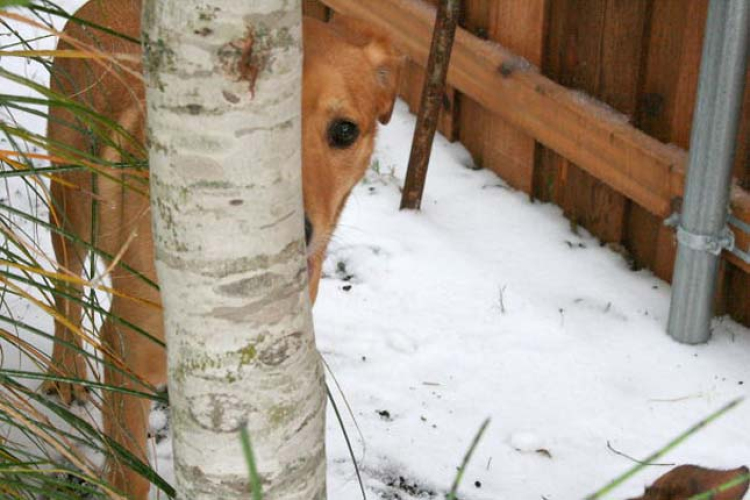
[1,3,749,499]
[318,100,750,500]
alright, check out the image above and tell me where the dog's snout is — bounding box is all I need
[304,216,313,246]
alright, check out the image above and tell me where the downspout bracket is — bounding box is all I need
[675,224,735,256]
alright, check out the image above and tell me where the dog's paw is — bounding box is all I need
[36,470,102,499]
[149,389,171,444]
[41,355,90,405]
[40,378,90,406]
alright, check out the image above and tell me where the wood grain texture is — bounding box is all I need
[628,0,701,282]
[733,65,750,188]
[540,0,651,244]
[457,0,491,167]
[483,0,546,193]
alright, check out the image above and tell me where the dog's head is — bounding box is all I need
[301,16,402,301]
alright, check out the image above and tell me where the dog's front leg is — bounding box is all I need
[101,277,166,499]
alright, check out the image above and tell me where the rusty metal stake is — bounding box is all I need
[400,0,461,210]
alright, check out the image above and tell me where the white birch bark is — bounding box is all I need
[142,1,326,498]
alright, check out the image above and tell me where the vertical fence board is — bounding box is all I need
[460,0,491,36]
[733,67,750,188]
[482,0,546,194]
[399,59,426,114]
[533,147,561,203]
[458,96,487,167]
[600,0,651,117]
[628,0,705,282]
[538,0,649,244]
[438,85,461,141]
[637,0,700,144]
[545,1,607,239]
[716,259,750,325]
[457,0,491,168]
[665,1,708,147]
[723,71,750,321]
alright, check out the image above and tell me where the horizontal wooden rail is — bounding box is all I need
[321,0,750,273]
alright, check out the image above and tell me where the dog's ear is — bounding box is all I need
[363,41,403,124]
[329,15,403,124]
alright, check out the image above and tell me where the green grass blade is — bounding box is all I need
[327,384,366,500]
[0,370,167,402]
[0,0,31,10]
[0,203,158,290]
[1,377,175,497]
[446,418,490,500]
[688,472,750,500]
[26,3,141,45]
[586,398,744,500]
[240,424,264,500]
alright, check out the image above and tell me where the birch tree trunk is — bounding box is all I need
[142,1,326,498]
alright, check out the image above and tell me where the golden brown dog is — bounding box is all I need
[44,1,400,496]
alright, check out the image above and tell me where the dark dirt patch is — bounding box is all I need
[335,260,355,282]
[375,473,439,499]
[377,409,393,421]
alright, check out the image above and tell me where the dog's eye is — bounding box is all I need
[328,119,359,149]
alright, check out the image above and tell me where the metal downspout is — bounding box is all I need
[667,0,750,343]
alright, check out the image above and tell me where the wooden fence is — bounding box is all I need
[304,0,750,327]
